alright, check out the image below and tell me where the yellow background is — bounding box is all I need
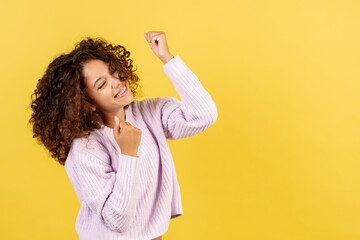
[1,0,359,239]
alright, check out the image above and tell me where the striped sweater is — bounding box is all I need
[64,55,218,240]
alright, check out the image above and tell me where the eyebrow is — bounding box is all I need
[93,75,105,88]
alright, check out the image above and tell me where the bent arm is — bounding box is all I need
[64,140,141,233]
[160,55,218,140]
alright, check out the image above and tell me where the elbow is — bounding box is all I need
[203,101,218,126]
[210,103,218,124]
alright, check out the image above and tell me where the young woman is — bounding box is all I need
[29,31,218,240]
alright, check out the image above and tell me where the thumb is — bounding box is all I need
[114,116,120,135]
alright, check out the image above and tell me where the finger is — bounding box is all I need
[146,32,161,43]
[147,32,160,43]
[119,121,130,129]
[114,116,120,134]
[155,35,166,48]
[144,32,148,42]
[152,36,159,45]
[144,32,150,43]
[148,31,163,37]
[151,33,162,43]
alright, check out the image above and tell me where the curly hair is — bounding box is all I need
[28,36,143,166]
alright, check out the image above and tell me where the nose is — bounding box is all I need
[110,77,121,89]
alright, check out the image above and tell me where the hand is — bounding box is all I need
[144,31,174,64]
[114,116,142,157]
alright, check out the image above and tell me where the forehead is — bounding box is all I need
[82,59,109,82]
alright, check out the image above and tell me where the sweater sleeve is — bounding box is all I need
[64,138,140,233]
[160,55,218,140]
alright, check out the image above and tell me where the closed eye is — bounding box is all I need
[98,81,106,89]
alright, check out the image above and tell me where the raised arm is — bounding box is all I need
[159,56,218,140]
[143,31,218,139]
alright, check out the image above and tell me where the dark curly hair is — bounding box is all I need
[28,36,143,166]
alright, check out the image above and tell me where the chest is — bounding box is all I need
[109,124,161,175]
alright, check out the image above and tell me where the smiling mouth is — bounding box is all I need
[114,85,127,98]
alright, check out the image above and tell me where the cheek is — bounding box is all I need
[127,81,132,91]
[85,89,105,104]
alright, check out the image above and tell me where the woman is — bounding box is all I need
[29,31,218,240]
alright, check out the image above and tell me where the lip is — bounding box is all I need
[114,85,127,98]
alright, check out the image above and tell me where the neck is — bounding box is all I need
[101,107,126,129]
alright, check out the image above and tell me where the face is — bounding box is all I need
[82,59,133,115]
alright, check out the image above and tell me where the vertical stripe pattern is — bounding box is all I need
[64,55,218,239]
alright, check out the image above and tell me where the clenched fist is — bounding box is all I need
[144,31,174,64]
[113,116,142,157]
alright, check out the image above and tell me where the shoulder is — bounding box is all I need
[66,128,110,165]
[136,97,180,113]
